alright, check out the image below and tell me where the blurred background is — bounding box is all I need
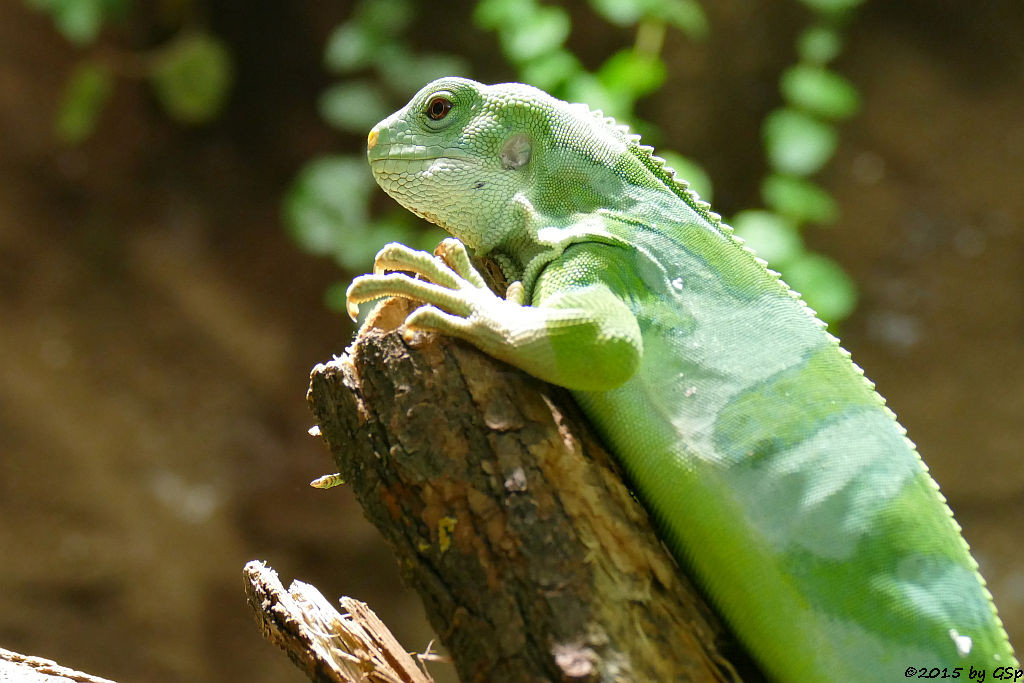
[1,0,1022,680]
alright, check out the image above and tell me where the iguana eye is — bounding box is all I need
[426,96,452,120]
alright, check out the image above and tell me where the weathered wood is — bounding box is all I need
[0,647,118,683]
[306,298,744,682]
[243,560,434,683]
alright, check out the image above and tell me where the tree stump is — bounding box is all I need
[305,298,747,682]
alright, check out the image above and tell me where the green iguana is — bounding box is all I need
[344,77,1017,681]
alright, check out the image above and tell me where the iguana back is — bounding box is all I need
[569,164,1015,679]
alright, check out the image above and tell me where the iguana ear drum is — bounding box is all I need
[499,134,531,170]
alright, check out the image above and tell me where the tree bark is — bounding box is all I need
[306,298,746,682]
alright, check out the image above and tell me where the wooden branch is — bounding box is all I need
[0,648,118,683]
[243,560,434,683]
[305,298,746,682]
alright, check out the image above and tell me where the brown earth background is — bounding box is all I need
[1,1,1022,681]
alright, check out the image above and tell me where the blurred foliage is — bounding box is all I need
[26,0,128,45]
[284,156,435,275]
[741,0,864,322]
[284,0,468,282]
[149,32,232,124]
[55,61,114,143]
[288,0,867,324]
[28,0,233,140]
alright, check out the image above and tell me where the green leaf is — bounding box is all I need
[731,210,802,265]
[659,151,713,202]
[55,61,113,143]
[780,65,860,120]
[284,156,372,259]
[598,49,667,99]
[763,108,838,176]
[53,0,102,44]
[324,23,380,73]
[318,81,391,134]
[588,0,646,26]
[29,0,127,45]
[474,0,535,29]
[519,50,582,92]
[150,33,232,124]
[589,0,706,37]
[761,174,838,225]
[797,26,842,64]
[782,252,857,323]
[356,0,414,36]
[658,0,709,39]
[497,5,570,63]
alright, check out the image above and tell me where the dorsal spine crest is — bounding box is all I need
[581,106,735,236]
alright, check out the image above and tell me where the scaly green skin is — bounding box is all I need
[347,77,1017,680]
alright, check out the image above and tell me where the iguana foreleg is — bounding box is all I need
[346,239,641,391]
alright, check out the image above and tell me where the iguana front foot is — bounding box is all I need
[346,240,641,392]
[345,239,526,349]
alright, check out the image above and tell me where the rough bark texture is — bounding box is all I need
[306,298,747,682]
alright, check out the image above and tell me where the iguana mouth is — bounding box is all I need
[367,124,477,167]
[368,154,474,164]
[368,156,439,164]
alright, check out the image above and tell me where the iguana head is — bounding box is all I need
[367,77,637,254]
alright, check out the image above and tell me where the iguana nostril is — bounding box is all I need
[367,128,379,151]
